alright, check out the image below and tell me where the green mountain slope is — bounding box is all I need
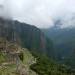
[0,30,74,75]
[0,42,74,75]
[42,26,75,68]
[0,47,37,75]
[30,54,75,75]
[0,18,54,58]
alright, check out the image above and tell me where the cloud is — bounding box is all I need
[0,0,75,28]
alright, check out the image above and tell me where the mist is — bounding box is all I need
[0,0,75,28]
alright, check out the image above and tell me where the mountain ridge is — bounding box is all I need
[42,17,75,68]
[0,17,54,58]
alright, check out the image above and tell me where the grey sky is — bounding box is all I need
[0,0,75,28]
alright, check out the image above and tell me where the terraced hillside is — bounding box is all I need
[0,47,38,75]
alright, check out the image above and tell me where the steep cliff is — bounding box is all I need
[0,18,53,57]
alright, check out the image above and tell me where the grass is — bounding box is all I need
[0,52,7,64]
[22,48,34,65]
[0,64,17,75]
[22,48,38,75]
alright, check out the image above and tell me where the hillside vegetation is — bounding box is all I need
[0,18,75,75]
[0,38,37,75]
[30,53,75,75]
[42,24,75,68]
[0,48,38,75]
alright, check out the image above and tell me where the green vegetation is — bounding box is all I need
[0,37,75,75]
[0,47,37,75]
[0,52,7,64]
[0,17,75,75]
[30,55,74,75]
[0,49,75,75]
[42,27,75,68]
[0,64,17,75]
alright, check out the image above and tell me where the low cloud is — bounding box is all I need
[0,0,75,28]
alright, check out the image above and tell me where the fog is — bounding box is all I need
[0,0,75,28]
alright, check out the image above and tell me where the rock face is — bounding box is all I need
[0,18,53,57]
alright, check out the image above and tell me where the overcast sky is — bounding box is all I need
[0,0,75,28]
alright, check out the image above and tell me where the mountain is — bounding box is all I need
[43,27,75,57]
[42,15,75,68]
[0,18,75,75]
[0,38,73,75]
[0,18,54,58]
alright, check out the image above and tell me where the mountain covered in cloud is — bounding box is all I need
[0,17,54,58]
[0,0,75,28]
[53,13,75,29]
[42,13,75,68]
